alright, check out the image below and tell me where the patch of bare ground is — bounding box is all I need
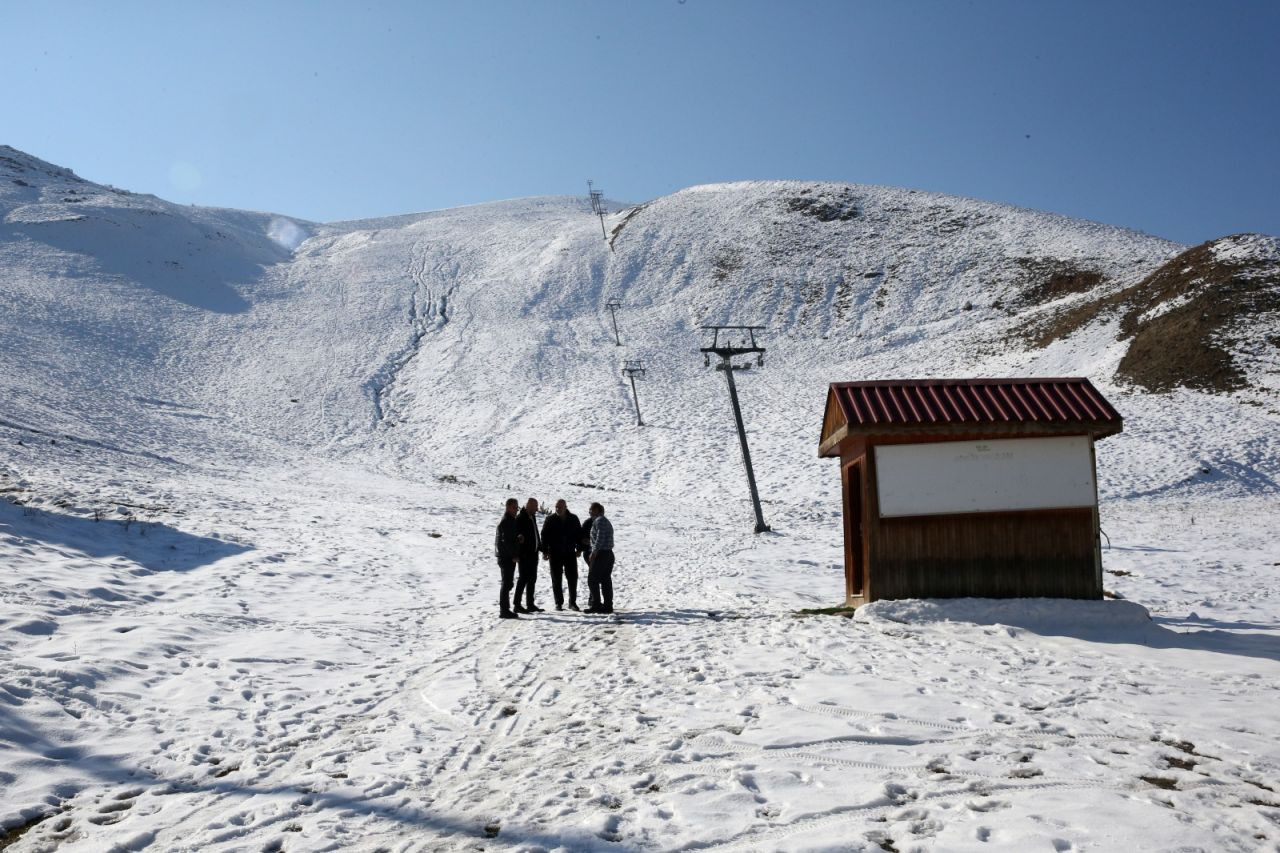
[711,245,745,282]
[784,187,859,222]
[1114,236,1280,392]
[608,203,646,250]
[1013,258,1107,307]
[1018,291,1119,350]
[1139,775,1179,790]
[919,204,994,235]
[1018,234,1280,393]
[1005,260,1115,349]
[0,811,56,850]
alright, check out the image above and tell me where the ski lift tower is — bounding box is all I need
[587,179,608,240]
[605,299,623,346]
[700,325,770,533]
[621,360,646,426]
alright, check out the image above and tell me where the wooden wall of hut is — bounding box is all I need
[870,508,1102,600]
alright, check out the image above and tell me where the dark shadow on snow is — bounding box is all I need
[1104,543,1182,554]
[514,607,773,627]
[3,207,291,314]
[617,608,765,625]
[994,613,1280,665]
[0,500,251,573]
[1132,615,1280,663]
[523,609,766,627]
[0,416,183,467]
[1154,614,1280,633]
[1123,623,1280,664]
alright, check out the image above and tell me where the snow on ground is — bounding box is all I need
[2,146,1279,850]
[5,457,1278,852]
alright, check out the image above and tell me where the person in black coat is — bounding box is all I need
[540,499,582,611]
[513,497,543,613]
[494,497,520,619]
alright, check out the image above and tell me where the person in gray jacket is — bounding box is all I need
[494,498,520,619]
[583,502,615,614]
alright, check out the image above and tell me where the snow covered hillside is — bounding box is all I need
[3,144,1279,851]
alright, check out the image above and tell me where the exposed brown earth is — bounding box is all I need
[608,203,647,250]
[711,245,745,282]
[1013,258,1106,307]
[1020,235,1280,393]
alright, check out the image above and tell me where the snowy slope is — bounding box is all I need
[2,146,1279,851]
[0,146,313,470]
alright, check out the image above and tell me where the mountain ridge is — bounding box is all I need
[2,144,1276,508]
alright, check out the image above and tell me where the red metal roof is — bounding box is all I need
[823,378,1122,444]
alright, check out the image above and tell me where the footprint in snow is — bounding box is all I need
[87,788,143,825]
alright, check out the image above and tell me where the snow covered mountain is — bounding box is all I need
[5,143,1277,505]
[3,145,1279,850]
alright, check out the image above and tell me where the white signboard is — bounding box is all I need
[875,435,1097,518]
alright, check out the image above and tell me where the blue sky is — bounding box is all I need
[3,0,1276,244]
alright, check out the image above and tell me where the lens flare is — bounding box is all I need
[168,161,203,192]
[267,217,308,251]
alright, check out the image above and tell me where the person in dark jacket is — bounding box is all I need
[540,499,582,611]
[513,497,543,613]
[584,502,615,614]
[494,497,520,619]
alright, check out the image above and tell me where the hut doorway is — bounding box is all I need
[844,460,864,598]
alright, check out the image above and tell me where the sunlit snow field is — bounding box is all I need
[2,147,1278,851]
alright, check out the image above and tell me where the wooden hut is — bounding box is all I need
[818,378,1123,607]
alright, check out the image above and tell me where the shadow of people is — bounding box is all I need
[0,500,251,573]
[601,609,765,626]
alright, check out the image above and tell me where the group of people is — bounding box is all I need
[493,498,616,619]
